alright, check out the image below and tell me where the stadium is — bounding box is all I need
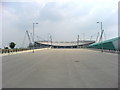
[30,40,95,49]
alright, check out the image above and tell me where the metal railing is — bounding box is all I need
[87,48,120,54]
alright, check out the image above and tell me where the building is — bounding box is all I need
[30,40,95,49]
[88,37,120,51]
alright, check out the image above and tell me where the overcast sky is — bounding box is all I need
[1,0,119,48]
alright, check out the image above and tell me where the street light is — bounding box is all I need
[97,22,103,52]
[77,35,79,48]
[33,22,38,53]
[49,34,52,48]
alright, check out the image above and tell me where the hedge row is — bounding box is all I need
[0,48,30,54]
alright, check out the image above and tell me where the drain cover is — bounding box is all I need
[75,61,79,62]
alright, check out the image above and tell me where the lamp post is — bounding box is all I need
[50,34,52,48]
[47,33,52,48]
[77,35,79,48]
[33,22,38,53]
[97,22,103,52]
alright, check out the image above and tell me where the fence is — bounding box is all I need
[87,48,120,54]
[0,48,30,54]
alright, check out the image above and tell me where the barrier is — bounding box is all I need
[0,49,30,54]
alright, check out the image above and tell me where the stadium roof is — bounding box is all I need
[36,41,95,46]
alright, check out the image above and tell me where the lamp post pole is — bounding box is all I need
[97,22,103,52]
[77,35,79,48]
[50,35,52,48]
[33,22,38,53]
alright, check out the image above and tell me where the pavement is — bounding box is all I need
[2,48,118,88]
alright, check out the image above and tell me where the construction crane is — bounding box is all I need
[99,30,104,42]
[90,36,92,41]
[26,30,33,48]
[96,32,100,42]
[103,31,106,41]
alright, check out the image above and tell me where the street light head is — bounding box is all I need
[36,23,38,24]
[97,22,99,23]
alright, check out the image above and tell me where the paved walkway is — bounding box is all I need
[2,49,118,88]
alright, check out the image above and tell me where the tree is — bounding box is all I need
[4,47,9,49]
[9,42,16,49]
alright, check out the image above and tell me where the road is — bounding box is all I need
[2,49,118,88]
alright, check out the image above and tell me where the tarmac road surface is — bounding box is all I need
[2,49,118,88]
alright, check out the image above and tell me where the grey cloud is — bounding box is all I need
[39,2,63,21]
[2,1,118,48]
